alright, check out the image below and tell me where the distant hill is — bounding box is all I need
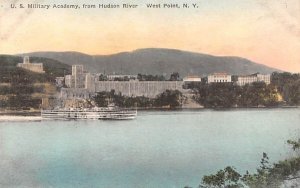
[22,48,280,76]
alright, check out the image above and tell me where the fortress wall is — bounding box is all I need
[94,81,184,98]
[61,81,185,99]
[17,63,45,73]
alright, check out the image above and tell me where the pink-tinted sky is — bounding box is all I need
[0,0,300,72]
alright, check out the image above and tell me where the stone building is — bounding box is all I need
[62,65,185,99]
[64,65,87,88]
[93,80,184,98]
[17,56,45,73]
[207,72,232,83]
[237,73,271,86]
[72,65,86,88]
[65,75,75,88]
[61,80,184,99]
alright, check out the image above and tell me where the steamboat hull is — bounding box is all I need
[41,108,137,120]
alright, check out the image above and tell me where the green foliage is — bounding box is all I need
[201,166,242,188]
[169,72,180,81]
[154,89,184,108]
[93,91,111,107]
[271,72,300,105]
[0,55,70,109]
[33,56,71,78]
[93,90,184,108]
[99,74,108,81]
[0,95,41,109]
[191,72,300,107]
[113,76,130,81]
[238,82,278,107]
[137,73,166,81]
[287,139,300,151]
[194,83,241,108]
[200,139,300,188]
[193,82,279,108]
[0,55,71,83]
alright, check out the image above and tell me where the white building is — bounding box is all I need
[237,73,271,86]
[17,56,45,73]
[183,75,201,82]
[207,73,232,83]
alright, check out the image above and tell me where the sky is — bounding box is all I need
[0,0,300,72]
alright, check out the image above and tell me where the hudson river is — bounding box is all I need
[0,109,299,187]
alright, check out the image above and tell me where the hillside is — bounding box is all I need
[0,55,71,110]
[22,48,280,76]
[0,55,71,82]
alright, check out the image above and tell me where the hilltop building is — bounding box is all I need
[207,72,232,83]
[237,73,271,86]
[17,56,45,73]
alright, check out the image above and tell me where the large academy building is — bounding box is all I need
[61,65,184,99]
[60,65,271,99]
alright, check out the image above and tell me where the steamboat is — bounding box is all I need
[41,106,137,120]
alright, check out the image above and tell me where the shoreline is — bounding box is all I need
[0,106,300,119]
[0,115,42,122]
[1,105,299,113]
[0,111,41,116]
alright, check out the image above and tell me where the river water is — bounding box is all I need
[0,109,300,188]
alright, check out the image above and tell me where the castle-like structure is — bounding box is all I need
[59,65,271,99]
[17,56,45,73]
[61,65,184,99]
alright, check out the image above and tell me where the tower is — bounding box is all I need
[23,56,30,64]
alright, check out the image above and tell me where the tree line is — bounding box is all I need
[192,82,279,108]
[190,72,300,108]
[98,72,181,81]
[271,72,300,105]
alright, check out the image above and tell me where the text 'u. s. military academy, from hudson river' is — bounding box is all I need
[12,3,199,9]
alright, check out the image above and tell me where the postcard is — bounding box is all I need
[0,0,300,187]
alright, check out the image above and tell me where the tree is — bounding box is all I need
[93,91,110,107]
[201,166,242,188]
[193,83,241,108]
[169,72,180,81]
[99,74,108,81]
[137,73,166,81]
[154,90,184,108]
[271,72,300,105]
[199,137,300,188]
